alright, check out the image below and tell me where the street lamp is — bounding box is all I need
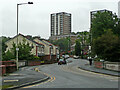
[16,2,33,70]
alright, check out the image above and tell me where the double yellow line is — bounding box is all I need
[23,68,56,88]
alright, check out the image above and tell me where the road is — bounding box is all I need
[21,58,118,89]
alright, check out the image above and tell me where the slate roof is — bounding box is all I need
[5,33,44,47]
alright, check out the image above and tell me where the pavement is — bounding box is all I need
[1,66,49,90]
[78,59,120,77]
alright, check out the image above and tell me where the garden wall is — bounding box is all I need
[94,61,120,72]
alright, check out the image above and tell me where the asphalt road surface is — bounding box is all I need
[21,58,119,89]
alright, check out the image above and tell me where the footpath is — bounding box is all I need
[78,59,120,77]
[1,66,49,90]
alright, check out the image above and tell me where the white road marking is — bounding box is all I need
[4,80,19,82]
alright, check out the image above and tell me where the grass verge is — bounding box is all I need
[0,85,14,90]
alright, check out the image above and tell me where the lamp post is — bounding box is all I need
[81,31,84,59]
[16,2,33,70]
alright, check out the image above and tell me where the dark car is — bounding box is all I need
[58,58,67,65]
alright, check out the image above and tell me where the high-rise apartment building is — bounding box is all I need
[118,1,120,18]
[50,12,71,36]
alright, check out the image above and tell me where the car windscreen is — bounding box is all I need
[59,59,64,61]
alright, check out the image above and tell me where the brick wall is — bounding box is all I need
[0,61,17,76]
[27,61,41,66]
[43,55,51,60]
[0,65,6,76]
[94,61,103,69]
[51,55,57,60]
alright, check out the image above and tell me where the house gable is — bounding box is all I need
[33,38,50,55]
[5,34,44,56]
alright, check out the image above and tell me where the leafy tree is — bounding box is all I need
[11,39,33,60]
[11,42,16,59]
[66,37,71,51]
[92,30,120,62]
[1,36,42,61]
[115,18,120,37]
[2,36,11,55]
[2,39,34,61]
[77,31,89,45]
[51,38,69,52]
[75,40,81,56]
[71,32,76,35]
[1,36,11,61]
[76,31,90,58]
[2,50,14,61]
[91,11,118,39]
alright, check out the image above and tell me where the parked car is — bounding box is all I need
[65,55,69,59]
[58,58,67,65]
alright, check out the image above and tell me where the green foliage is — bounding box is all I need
[0,85,14,89]
[93,57,101,61]
[11,42,16,59]
[92,30,120,62]
[2,50,14,61]
[11,40,33,60]
[51,38,69,52]
[115,19,120,37]
[91,11,120,62]
[1,36,11,56]
[3,39,34,61]
[75,40,81,56]
[32,56,41,60]
[1,36,43,61]
[77,31,90,45]
[76,31,90,58]
[91,11,119,39]
[76,31,89,35]
[1,36,11,61]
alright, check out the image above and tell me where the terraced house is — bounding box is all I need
[5,34,44,57]
[33,38,59,61]
[5,33,59,61]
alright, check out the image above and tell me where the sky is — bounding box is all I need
[0,0,119,39]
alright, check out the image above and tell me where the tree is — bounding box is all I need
[91,11,118,39]
[11,39,33,60]
[2,36,11,55]
[75,40,81,56]
[92,30,120,62]
[51,38,69,53]
[1,36,11,61]
[2,50,14,61]
[115,18,120,37]
[77,31,90,58]
[77,31,89,45]
[3,39,34,61]
[71,32,76,35]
